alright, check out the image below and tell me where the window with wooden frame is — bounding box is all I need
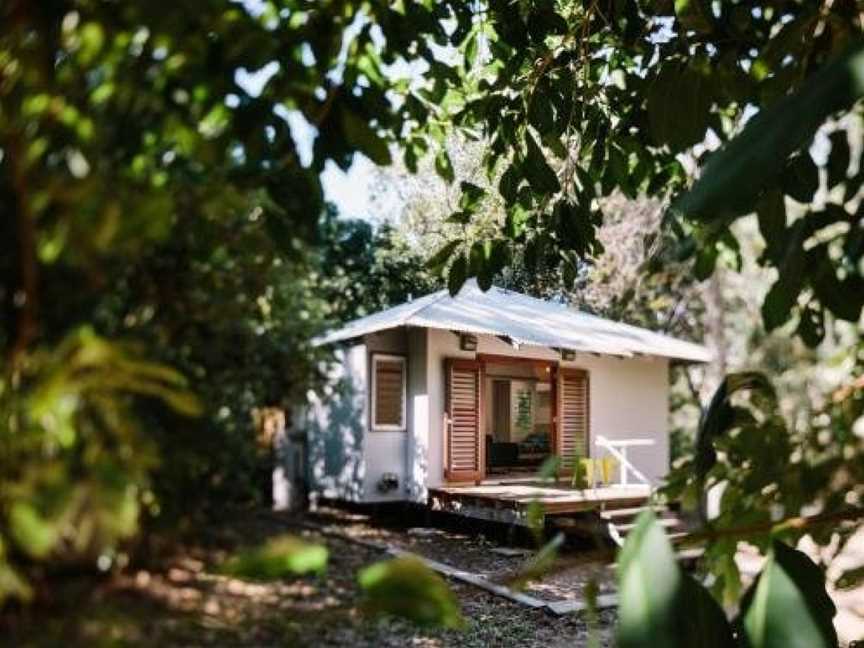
[370,354,407,431]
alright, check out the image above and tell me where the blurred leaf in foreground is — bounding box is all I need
[738,541,838,648]
[617,511,733,648]
[221,535,328,580]
[0,328,201,600]
[674,40,864,220]
[358,555,464,628]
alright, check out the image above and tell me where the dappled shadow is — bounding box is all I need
[0,569,301,646]
[1,520,367,646]
[3,509,617,647]
[406,427,429,501]
[306,372,366,502]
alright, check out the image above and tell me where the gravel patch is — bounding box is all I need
[308,505,619,604]
[3,507,619,647]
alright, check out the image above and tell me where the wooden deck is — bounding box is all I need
[428,481,651,526]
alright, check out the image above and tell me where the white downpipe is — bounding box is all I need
[596,435,653,487]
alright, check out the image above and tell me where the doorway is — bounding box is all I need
[482,357,554,476]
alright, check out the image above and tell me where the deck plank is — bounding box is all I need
[429,482,651,518]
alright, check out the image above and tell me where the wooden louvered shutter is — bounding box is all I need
[372,355,406,430]
[444,359,484,482]
[557,369,589,471]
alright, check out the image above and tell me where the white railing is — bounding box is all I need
[595,435,654,487]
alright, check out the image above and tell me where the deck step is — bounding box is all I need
[611,517,682,533]
[598,505,667,520]
[603,503,693,548]
[675,547,705,563]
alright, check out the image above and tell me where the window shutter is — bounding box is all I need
[558,369,589,470]
[372,355,405,429]
[445,359,483,482]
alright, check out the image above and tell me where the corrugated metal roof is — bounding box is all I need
[315,280,713,363]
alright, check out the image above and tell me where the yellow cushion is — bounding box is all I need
[600,456,618,485]
[579,458,595,486]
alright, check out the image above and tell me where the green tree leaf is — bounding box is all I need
[499,164,521,204]
[695,373,776,489]
[447,252,468,295]
[843,168,864,202]
[463,28,479,69]
[739,542,838,648]
[527,6,567,42]
[524,132,560,194]
[528,78,554,135]
[781,153,819,204]
[341,109,392,166]
[810,243,864,322]
[427,239,462,274]
[762,273,801,331]
[468,239,487,276]
[358,556,464,628]
[647,61,713,152]
[674,0,714,34]
[693,245,719,281]
[447,210,472,225]
[617,512,734,648]
[469,240,496,290]
[435,148,455,184]
[459,181,486,210]
[756,190,787,264]
[674,40,864,220]
[8,503,59,560]
[404,145,419,173]
[221,535,328,580]
[797,301,826,348]
[826,131,850,189]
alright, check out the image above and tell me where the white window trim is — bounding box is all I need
[370,353,407,432]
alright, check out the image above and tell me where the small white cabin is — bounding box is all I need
[300,281,711,513]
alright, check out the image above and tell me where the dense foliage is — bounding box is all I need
[3,0,864,645]
[395,4,864,641]
[0,0,453,600]
[407,2,864,350]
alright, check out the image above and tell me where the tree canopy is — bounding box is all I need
[405,1,864,349]
[3,1,864,645]
[0,0,461,598]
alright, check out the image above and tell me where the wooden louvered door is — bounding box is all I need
[444,359,484,482]
[557,368,589,472]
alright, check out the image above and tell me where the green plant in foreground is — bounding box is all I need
[358,555,465,629]
[0,329,201,604]
[617,512,838,648]
[221,535,328,580]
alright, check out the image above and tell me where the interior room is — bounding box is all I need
[483,360,553,475]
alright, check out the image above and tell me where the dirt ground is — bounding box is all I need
[307,505,619,603]
[2,506,617,647]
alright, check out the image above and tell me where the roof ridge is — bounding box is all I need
[490,284,572,310]
[402,287,451,323]
[316,279,712,362]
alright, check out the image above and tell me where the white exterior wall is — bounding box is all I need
[306,328,416,503]
[305,343,368,502]
[406,327,430,501]
[362,328,411,502]
[307,326,671,503]
[425,329,670,487]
